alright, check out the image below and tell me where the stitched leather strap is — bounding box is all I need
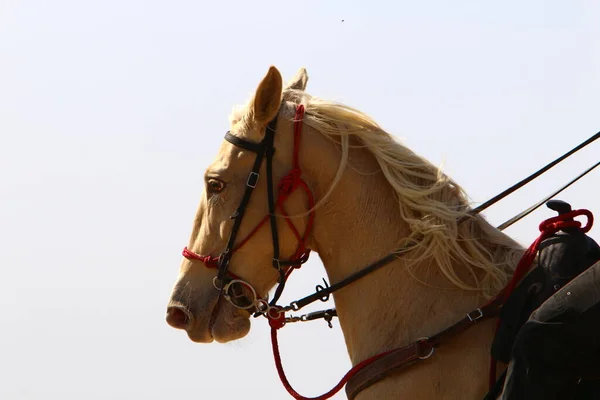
[345,340,434,400]
[345,299,503,400]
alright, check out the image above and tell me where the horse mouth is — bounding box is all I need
[185,297,237,343]
[175,293,221,343]
[209,299,253,343]
[177,291,253,344]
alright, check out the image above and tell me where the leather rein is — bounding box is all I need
[182,106,600,400]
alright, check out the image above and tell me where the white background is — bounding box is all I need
[1,1,599,399]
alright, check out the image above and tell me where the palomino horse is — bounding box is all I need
[166,66,526,399]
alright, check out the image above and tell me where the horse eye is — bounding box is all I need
[206,178,226,194]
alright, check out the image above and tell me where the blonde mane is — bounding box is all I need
[232,88,525,298]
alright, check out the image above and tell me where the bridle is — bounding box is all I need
[182,105,600,400]
[183,103,422,320]
[183,104,316,316]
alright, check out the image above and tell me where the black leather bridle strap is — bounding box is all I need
[289,249,415,311]
[264,125,281,268]
[496,160,600,230]
[216,106,312,308]
[462,130,600,221]
[262,121,289,306]
[224,131,264,153]
[217,116,279,285]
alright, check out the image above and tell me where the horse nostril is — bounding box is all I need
[166,306,193,330]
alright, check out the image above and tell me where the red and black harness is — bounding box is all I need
[183,106,314,313]
[182,104,600,400]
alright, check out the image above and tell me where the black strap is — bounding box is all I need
[216,147,267,282]
[496,160,600,230]
[223,118,599,322]
[289,251,410,311]
[287,130,600,311]
[263,118,288,306]
[264,122,281,267]
[217,118,279,284]
[220,108,313,306]
[462,130,600,221]
[225,131,263,153]
[288,156,600,318]
[270,269,287,307]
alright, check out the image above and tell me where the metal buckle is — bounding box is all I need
[247,172,259,188]
[255,298,270,314]
[417,337,435,360]
[467,308,483,322]
[272,258,281,270]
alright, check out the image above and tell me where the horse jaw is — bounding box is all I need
[209,301,251,343]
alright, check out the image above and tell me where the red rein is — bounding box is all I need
[273,209,594,399]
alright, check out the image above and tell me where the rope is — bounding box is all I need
[269,312,393,400]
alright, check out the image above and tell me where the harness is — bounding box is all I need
[182,104,600,400]
[183,107,314,313]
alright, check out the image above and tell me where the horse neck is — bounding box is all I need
[302,129,502,398]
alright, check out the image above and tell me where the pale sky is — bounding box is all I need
[1,1,599,399]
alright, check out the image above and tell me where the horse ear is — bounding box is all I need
[285,67,309,91]
[252,66,283,125]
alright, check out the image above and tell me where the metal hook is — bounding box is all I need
[315,278,331,302]
[324,312,334,329]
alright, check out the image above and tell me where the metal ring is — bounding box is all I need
[416,337,435,360]
[213,277,224,291]
[255,298,270,313]
[419,347,435,360]
[267,307,283,320]
[222,279,258,310]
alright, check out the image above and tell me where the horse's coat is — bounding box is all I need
[167,66,527,399]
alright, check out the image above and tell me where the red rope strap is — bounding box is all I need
[181,247,219,268]
[269,311,393,400]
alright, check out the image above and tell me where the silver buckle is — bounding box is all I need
[247,172,259,188]
[467,308,483,322]
[417,337,435,360]
[222,279,259,310]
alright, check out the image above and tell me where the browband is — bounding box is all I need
[224,131,263,153]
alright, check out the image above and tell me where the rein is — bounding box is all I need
[182,109,600,400]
